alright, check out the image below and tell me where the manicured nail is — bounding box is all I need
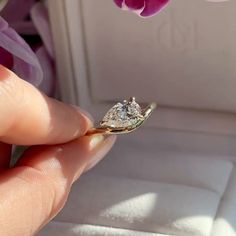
[71,105,94,127]
[83,135,116,173]
[89,134,105,149]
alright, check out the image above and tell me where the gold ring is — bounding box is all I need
[86,97,156,135]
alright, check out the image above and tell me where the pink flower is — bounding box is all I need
[114,0,170,17]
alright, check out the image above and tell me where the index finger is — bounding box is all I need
[0,65,92,145]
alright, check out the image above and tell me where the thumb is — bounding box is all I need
[0,134,116,236]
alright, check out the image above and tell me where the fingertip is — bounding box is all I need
[66,106,94,139]
[71,106,94,129]
[82,134,117,173]
[39,99,94,144]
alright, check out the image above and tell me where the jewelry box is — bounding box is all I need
[39,1,236,235]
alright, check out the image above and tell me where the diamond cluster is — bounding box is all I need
[100,98,143,128]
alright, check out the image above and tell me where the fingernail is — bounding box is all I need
[89,134,105,149]
[83,135,116,173]
[78,108,94,124]
[71,105,94,127]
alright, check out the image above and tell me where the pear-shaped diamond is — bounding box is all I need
[100,98,143,128]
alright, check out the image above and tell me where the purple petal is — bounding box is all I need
[114,0,123,8]
[10,21,38,35]
[1,0,35,23]
[36,46,56,96]
[0,16,43,86]
[140,0,170,17]
[125,0,145,10]
[30,2,54,58]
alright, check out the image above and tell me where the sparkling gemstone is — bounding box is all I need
[100,99,143,128]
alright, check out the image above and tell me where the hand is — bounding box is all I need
[0,65,116,236]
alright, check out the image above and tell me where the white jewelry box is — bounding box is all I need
[39,1,236,235]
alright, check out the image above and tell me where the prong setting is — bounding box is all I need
[100,97,154,129]
[86,98,156,135]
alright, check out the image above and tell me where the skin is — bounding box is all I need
[0,65,116,236]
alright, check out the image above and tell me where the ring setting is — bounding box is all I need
[87,97,156,135]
